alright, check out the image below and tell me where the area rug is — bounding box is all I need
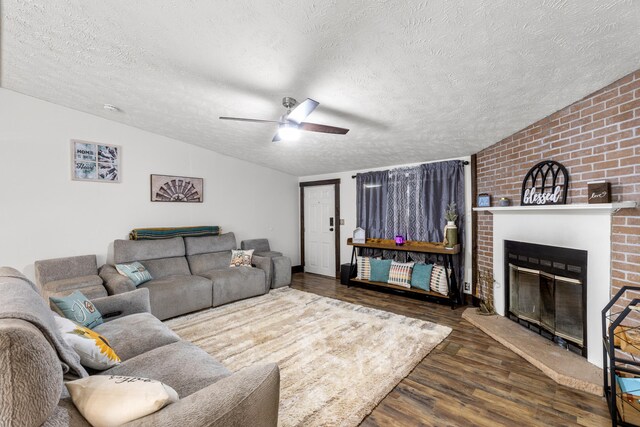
[166,287,451,427]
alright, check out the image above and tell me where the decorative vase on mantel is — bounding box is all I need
[443,202,458,248]
[444,221,458,248]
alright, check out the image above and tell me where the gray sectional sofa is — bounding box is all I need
[99,233,273,320]
[0,268,280,426]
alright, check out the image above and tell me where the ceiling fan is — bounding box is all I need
[219,97,349,142]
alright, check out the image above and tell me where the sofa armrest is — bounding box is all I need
[126,363,280,427]
[91,288,151,322]
[99,264,136,294]
[252,255,272,292]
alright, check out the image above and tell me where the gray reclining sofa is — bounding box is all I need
[99,233,272,320]
[0,268,280,426]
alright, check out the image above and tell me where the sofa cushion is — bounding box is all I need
[139,275,212,320]
[114,237,186,264]
[48,397,92,426]
[187,252,231,275]
[43,275,107,301]
[184,232,237,256]
[35,255,98,286]
[138,257,190,279]
[199,268,266,307]
[101,341,231,398]
[240,238,270,253]
[93,313,180,361]
[254,250,283,258]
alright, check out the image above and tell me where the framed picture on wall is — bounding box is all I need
[150,174,204,202]
[71,140,121,183]
[477,193,491,207]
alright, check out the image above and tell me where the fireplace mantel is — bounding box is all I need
[474,201,636,214]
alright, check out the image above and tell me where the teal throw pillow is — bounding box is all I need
[115,262,153,286]
[369,259,393,283]
[411,263,433,291]
[50,290,103,329]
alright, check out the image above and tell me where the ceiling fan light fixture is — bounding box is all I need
[277,124,300,141]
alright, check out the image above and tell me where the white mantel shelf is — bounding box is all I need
[473,201,637,214]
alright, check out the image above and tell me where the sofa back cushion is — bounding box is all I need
[187,252,232,275]
[184,233,237,256]
[184,233,237,275]
[114,237,190,278]
[141,257,191,279]
[240,238,270,253]
[35,254,98,286]
[0,318,63,426]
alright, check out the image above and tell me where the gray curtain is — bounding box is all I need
[419,160,466,283]
[355,160,465,283]
[356,171,388,238]
[356,171,388,258]
[385,166,426,241]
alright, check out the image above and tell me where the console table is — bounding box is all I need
[347,238,462,308]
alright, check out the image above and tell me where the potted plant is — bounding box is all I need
[443,202,458,248]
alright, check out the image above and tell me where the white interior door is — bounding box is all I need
[304,184,336,277]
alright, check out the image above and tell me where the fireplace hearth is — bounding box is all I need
[504,240,587,357]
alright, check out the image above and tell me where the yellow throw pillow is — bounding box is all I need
[66,375,179,427]
[55,316,120,370]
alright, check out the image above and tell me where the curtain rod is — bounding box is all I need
[351,160,469,178]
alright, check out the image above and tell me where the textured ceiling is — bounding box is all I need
[2,1,640,176]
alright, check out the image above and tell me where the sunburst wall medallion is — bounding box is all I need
[150,174,203,203]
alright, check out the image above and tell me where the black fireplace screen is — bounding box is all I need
[509,265,583,346]
[504,240,587,357]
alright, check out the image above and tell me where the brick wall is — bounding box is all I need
[475,69,640,306]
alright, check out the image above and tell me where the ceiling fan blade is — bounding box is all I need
[286,98,319,125]
[219,117,282,124]
[299,122,349,135]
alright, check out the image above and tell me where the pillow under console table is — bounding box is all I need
[346,238,462,309]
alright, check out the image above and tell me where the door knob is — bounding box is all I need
[330,228,334,231]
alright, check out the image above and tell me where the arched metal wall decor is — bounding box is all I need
[520,160,569,206]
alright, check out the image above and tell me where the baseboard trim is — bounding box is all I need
[291,265,303,274]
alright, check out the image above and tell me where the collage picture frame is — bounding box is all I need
[71,140,121,183]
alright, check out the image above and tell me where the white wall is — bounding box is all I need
[299,156,473,291]
[0,89,300,280]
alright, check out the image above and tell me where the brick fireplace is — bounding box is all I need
[475,69,640,328]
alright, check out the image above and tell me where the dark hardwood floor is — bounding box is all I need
[291,272,610,427]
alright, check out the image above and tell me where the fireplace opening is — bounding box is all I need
[504,240,587,357]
